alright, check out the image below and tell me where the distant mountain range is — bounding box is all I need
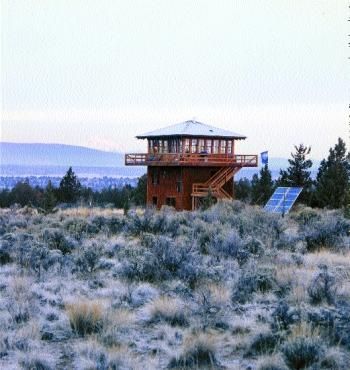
[0,142,124,167]
[0,142,320,179]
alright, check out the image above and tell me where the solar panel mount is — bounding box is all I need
[264,187,303,215]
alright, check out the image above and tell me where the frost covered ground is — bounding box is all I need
[0,202,350,369]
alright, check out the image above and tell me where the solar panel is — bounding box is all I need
[264,187,303,215]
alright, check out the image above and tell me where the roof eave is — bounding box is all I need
[136,134,247,140]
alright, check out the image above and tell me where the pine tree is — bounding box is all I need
[234,178,252,203]
[251,164,274,205]
[42,180,57,212]
[58,167,81,203]
[314,138,350,209]
[277,144,313,203]
[131,174,147,206]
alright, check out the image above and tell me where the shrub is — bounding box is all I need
[257,356,288,370]
[63,217,98,239]
[291,207,321,226]
[119,235,201,286]
[307,265,337,305]
[210,229,245,260]
[106,216,125,234]
[302,213,350,252]
[246,332,280,356]
[145,296,189,327]
[319,347,350,370]
[42,228,76,254]
[131,283,159,307]
[76,243,101,273]
[233,265,277,303]
[271,301,300,332]
[20,355,53,370]
[281,337,324,370]
[0,241,11,265]
[75,341,138,370]
[66,300,104,336]
[168,333,220,368]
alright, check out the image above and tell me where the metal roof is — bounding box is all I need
[136,120,247,140]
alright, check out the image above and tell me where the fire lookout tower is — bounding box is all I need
[125,120,258,210]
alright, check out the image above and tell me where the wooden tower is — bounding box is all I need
[125,120,258,210]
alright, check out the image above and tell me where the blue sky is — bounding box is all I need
[1,0,349,158]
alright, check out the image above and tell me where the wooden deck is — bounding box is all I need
[125,153,258,167]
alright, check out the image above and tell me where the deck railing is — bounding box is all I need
[125,153,258,167]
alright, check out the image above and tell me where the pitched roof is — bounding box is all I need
[136,120,246,139]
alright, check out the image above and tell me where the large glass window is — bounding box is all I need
[163,140,168,153]
[220,140,226,154]
[213,140,219,154]
[176,180,183,193]
[153,140,159,153]
[152,169,159,185]
[191,139,197,153]
[199,139,205,153]
[205,139,212,154]
[227,140,232,154]
[178,139,183,154]
[184,139,190,153]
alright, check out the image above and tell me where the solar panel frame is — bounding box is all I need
[264,187,303,214]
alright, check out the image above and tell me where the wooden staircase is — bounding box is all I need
[191,166,242,209]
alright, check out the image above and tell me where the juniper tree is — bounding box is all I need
[58,167,81,203]
[251,164,274,205]
[42,180,57,212]
[277,144,313,204]
[234,178,252,203]
[314,138,350,209]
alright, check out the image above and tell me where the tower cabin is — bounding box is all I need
[125,120,258,210]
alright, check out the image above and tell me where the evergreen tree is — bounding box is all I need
[58,167,81,203]
[131,174,147,206]
[201,188,216,210]
[314,138,350,209]
[251,164,274,205]
[42,180,57,212]
[277,144,313,203]
[234,178,252,203]
[11,179,37,206]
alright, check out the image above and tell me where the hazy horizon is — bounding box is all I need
[2,1,349,159]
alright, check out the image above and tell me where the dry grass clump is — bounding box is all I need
[101,308,135,347]
[303,250,350,269]
[319,347,350,370]
[66,300,105,337]
[257,355,288,370]
[280,323,324,370]
[57,207,124,218]
[202,283,231,308]
[145,296,189,327]
[284,267,315,305]
[168,332,220,369]
[20,354,53,370]
[75,339,143,370]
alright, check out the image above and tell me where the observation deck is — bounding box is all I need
[125,153,258,167]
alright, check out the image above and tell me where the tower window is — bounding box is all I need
[220,140,226,154]
[176,180,183,193]
[213,140,219,154]
[227,141,232,154]
[191,139,197,153]
[152,170,159,185]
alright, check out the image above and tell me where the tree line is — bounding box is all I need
[0,167,147,212]
[0,137,349,212]
[235,137,350,210]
